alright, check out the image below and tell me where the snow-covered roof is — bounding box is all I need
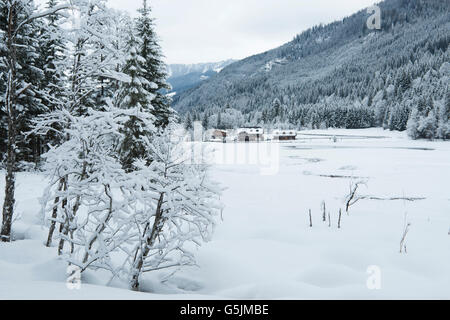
[237,128,264,135]
[272,130,297,136]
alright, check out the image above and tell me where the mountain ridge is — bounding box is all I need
[166,59,235,96]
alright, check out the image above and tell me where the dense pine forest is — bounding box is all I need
[175,0,449,140]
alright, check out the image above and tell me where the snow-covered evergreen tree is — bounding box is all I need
[406,108,420,140]
[34,0,67,156]
[417,109,438,140]
[184,113,193,130]
[437,90,450,140]
[135,0,172,128]
[115,29,156,171]
[63,0,126,116]
[201,112,209,129]
[0,0,69,242]
[36,0,66,108]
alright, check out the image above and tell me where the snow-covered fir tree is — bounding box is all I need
[136,0,172,128]
[436,89,450,140]
[34,0,68,156]
[0,0,69,242]
[115,28,157,171]
[66,0,127,115]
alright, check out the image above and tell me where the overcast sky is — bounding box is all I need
[40,0,378,64]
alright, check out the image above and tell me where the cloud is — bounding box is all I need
[41,0,378,64]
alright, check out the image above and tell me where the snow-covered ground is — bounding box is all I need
[1,128,449,299]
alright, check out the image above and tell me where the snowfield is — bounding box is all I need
[1,128,449,299]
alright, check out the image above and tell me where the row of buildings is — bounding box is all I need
[208,127,297,142]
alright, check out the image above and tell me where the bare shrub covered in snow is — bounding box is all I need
[126,131,223,290]
[38,109,222,291]
[38,106,134,259]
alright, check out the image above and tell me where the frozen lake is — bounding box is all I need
[173,128,450,299]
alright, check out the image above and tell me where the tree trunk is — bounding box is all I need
[1,4,17,243]
[82,184,113,265]
[46,177,65,247]
[1,112,16,242]
[130,192,165,291]
[58,161,87,255]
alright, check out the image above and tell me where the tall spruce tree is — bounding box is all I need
[0,0,68,242]
[116,29,156,171]
[62,0,125,116]
[136,0,172,127]
[202,111,209,129]
[184,113,193,130]
[2,1,47,166]
[38,0,66,109]
[34,0,67,158]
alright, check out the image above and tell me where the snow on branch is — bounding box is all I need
[15,4,72,39]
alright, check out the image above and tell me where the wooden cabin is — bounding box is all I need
[237,127,264,142]
[211,129,227,140]
[272,130,297,141]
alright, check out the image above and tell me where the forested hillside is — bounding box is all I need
[175,0,449,140]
